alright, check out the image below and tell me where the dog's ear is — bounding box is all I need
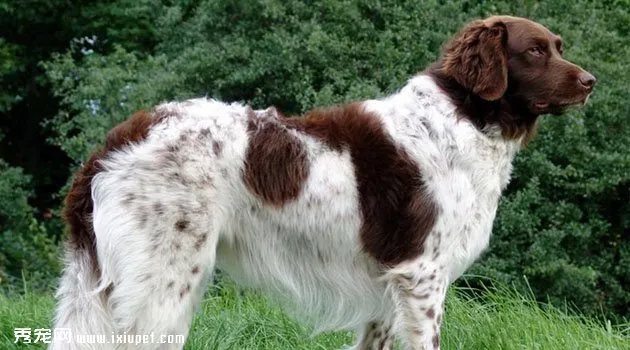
[441,20,508,101]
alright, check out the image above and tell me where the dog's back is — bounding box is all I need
[52,77,516,350]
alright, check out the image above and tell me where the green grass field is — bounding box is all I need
[1,280,628,349]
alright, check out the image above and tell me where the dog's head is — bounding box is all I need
[434,15,595,118]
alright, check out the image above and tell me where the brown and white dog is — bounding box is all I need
[52,15,595,350]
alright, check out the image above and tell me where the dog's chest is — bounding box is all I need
[433,132,519,280]
[370,84,520,280]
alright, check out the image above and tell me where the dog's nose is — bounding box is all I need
[578,71,597,90]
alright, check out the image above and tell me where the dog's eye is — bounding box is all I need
[529,46,545,56]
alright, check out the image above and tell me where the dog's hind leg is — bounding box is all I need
[94,192,222,350]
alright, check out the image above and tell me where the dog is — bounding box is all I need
[51,15,595,350]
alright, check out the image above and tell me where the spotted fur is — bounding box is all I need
[51,16,594,350]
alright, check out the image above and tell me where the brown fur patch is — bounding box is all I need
[63,110,168,273]
[243,111,309,207]
[244,103,439,265]
[315,104,440,265]
[441,20,508,101]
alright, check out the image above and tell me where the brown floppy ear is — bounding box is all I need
[441,20,508,101]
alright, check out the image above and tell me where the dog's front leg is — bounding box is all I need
[349,320,394,350]
[388,261,447,350]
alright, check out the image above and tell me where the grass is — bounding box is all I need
[1,280,628,349]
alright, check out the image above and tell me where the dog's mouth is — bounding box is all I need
[533,95,591,115]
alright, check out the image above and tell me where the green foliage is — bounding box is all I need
[0,38,23,114]
[0,160,61,292]
[36,0,630,322]
[43,47,183,161]
[0,0,169,214]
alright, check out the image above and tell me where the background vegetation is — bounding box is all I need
[0,0,629,334]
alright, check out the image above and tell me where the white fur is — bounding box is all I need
[51,74,521,350]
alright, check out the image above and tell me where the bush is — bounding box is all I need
[0,160,61,292]
[43,0,630,321]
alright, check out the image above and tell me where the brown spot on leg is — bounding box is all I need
[104,284,114,297]
[167,281,175,288]
[358,321,392,350]
[194,233,208,251]
[153,202,165,216]
[191,266,200,274]
[412,293,430,300]
[175,219,189,231]
[212,140,223,156]
[377,325,391,350]
[432,334,440,349]
[179,283,190,298]
[426,308,436,319]
[122,193,135,206]
[138,210,149,228]
[433,244,440,259]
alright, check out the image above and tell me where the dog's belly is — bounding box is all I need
[216,211,390,331]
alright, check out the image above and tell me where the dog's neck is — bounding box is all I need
[383,72,523,200]
[425,61,540,145]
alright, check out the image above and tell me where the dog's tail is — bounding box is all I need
[50,248,112,349]
[50,150,113,350]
